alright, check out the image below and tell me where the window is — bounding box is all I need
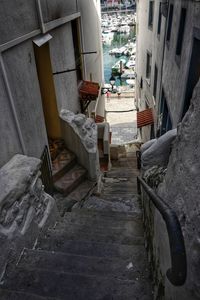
[148,1,154,29]
[153,65,158,98]
[158,90,172,136]
[146,52,152,80]
[176,8,187,56]
[157,2,162,35]
[166,4,174,42]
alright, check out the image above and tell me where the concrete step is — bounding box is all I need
[52,211,143,232]
[1,267,152,300]
[42,226,144,245]
[0,289,57,300]
[18,248,150,281]
[36,237,144,259]
[47,217,143,236]
[54,180,96,216]
[52,149,76,182]
[54,164,87,196]
[67,208,141,221]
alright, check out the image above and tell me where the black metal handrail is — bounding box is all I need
[137,176,187,286]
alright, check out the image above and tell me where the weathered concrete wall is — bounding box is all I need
[0,0,102,170]
[0,0,39,45]
[78,0,103,83]
[162,1,200,125]
[0,73,22,167]
[2,41,48,161]
[40,0,77,23]
[50,23,80,113]
[142,80,200,299]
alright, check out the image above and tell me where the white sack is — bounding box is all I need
[141,129,177,170]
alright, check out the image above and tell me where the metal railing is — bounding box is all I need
[136,150,141,170]
[137,176,187,286]
[40,145,54,196]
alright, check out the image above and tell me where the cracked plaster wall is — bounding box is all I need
[142,80,200,299]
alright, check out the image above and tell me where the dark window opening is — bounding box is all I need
[182,37,200,119]
[157,2,162,35]
[176,8,187,56]
[148,1,154,28]
[146,52,152,80]
[72,20,82,83]
[159,90,172,136]
[166,4,174,42]
[153,65,158,98]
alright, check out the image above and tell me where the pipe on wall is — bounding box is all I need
[36,0,46,34]
[0,54,27,155]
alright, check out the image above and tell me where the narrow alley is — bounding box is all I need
[0,0,200,299]
[0,146,153,299]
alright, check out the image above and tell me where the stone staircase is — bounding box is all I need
[52,148,95,214]
[0,146,153,299]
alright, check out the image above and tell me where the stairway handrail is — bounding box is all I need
[137,176,187,286]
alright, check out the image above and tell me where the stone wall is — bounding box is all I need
[142,80,200,299]
[0,154,58,278]
[60,110,98,180]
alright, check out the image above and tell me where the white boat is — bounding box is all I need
[112,58,126,74]
[121,71,136,79]
[115,46,127,57]
[117,25,130,34]
[126,79,135,87]
[109,48,119,55]
[125,55,136,68]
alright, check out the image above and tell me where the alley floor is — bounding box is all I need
[105,90,138,145]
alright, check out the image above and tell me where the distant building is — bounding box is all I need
[136,0,200,142]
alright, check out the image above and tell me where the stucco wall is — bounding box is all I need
[78,0,103,83]
[0,0,39,45]
[40,0,77,23]
[0,73,22,167]
[0,0,103,167]
[136,0,167,141]
[50,24,80,113]
[0,41,48,166]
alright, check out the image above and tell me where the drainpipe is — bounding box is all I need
[36,0,46,34]
[0,54,27,155]
[76,0,79,12]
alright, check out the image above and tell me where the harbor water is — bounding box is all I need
[102,26,136,86]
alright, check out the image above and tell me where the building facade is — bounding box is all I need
[136,0,200,142]
[0,0,103,168]
[136,1,200,299]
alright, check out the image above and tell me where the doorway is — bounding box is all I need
[34,42,61,140]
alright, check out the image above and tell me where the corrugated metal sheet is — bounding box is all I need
[137,108,154,128]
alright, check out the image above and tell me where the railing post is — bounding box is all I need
[136,150,141,169]
[137,176,141,195]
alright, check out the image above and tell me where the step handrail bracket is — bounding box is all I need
[137,176,187,286]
